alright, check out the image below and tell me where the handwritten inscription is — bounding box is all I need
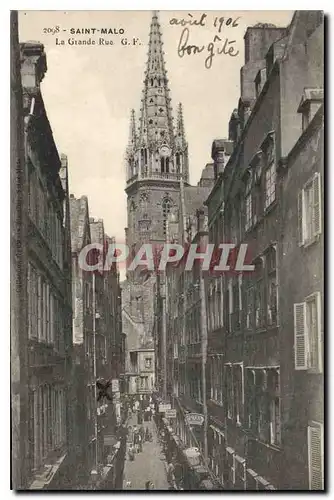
[170,13,240,69]
[170,13,207,27]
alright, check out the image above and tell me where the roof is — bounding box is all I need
[198,163,214,187]
[184,185,212,216]
[69,195,90,253]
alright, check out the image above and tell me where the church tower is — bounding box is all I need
[125,11,189,259]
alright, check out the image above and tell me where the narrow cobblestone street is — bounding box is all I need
[123,416,169,490]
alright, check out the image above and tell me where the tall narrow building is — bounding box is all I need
[122,11,188,394]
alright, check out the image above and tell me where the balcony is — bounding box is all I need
[127,171,181,186]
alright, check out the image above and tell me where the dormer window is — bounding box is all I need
[298,88,324,132]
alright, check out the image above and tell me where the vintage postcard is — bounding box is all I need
[10,9,324,490]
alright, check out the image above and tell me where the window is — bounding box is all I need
[232,277,241,331]
[246,370,256,431]
[29,384,66,472]
[223,285,230,334]
[245,194,252,231]
[210,356,223,404]
[254,259,265,329]
[225,364,234,419]
[294,292,322,372]
[140,376,149,389]
[162,197,172,236]
[266,247,277,326]
[245,285,254,330]
[269,369,281,446]
[233,364,243,425]
[216,279,222,328]
[173,336,178,359]
[298,173,322,246]
[245,172,253,232]
[28,263,38,339]
[228,279,233,332]
[245,367,281,445]
[145,357,152,369]
[176,152,181,170]
[265,162,276,209]
[308,421,324,490]
[257,371,270,443]
[28,390,35,473]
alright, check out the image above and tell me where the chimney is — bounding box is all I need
[211,139,233,179]
[60,153,68,168]
[241,25,287,101]
[20,41,47,93]
[197,208,207,233]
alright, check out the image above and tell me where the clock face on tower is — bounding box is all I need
[159,145,170,157]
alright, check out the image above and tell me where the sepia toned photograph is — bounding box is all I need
[10,9,324,491]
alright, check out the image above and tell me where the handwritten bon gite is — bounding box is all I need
[177,27,239,69]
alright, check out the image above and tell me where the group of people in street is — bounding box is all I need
[123,393,183,490]
[126,395,155,424]
[127,424,153,459]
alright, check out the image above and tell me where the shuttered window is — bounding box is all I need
[313,173,321,235]
[298,173,322,246]
[308,422,324,490]
[298,190,304,246]
[294,303,307,369]
[294,293,322,372]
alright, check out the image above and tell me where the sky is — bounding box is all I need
[18,10,293,246]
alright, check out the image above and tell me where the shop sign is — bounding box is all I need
[159,403,171,412]
[165,409,176,418]
[185,413,204,426]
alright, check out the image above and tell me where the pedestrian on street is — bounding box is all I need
[128,444,135,461]
[137,432,143,452]
[133,429,139,453]
[167,462,175,483]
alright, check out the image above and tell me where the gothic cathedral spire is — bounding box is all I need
[125,11,189,185]
[139,10,174,148]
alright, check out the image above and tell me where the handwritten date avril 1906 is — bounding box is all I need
[170,13,240,69]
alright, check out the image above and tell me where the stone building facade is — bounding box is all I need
[278,104,324,488]
[204,11,324,491]
[17,41,74,489]
[10,10,29,490]
[70,198,124,488]
[69,195,93,486]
